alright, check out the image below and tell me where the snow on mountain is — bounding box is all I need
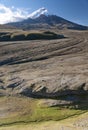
[28,7,48,19]
[0,4,48,24]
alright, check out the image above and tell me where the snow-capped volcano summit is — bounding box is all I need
[5,6,88,31]
[28,7,48,19]
[0,4,48,24]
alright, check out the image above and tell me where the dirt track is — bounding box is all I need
[0,29,88,129]
[0,30,88,97]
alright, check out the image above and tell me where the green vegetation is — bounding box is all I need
[0,96,87,127]
[0,34,11,41]
[30,105,86,122]
[11,33,26,41]
[0,30,65,41]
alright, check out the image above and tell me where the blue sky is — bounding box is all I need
[0,0,88,25]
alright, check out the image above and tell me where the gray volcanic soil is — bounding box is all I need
[0,29,88,107]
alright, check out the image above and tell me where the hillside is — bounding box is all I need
[0,30,65,42]
[0,29,88,101]
[0,29,88,129]
[0,1,88,130]
[6,14,88,30]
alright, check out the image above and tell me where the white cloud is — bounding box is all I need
[28,7,48,18]
[0,4,29,24]
[0,4,48,24]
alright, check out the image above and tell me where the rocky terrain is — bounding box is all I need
[0,29,88,129]
[0,30,88,102]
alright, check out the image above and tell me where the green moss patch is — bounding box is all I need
[0,96,87,127]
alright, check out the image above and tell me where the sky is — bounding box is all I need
[0,0,88,25]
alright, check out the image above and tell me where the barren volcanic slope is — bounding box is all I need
[0,29,88,129]
[7,15,88,30]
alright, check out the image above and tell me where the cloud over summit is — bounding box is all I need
[28,7,48,18]
[0,4,48,24]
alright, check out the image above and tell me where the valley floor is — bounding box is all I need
[0,29,88,129]
[0,96,88,130]
[0,115,88,130]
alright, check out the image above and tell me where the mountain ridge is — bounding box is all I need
[6,14,88,30]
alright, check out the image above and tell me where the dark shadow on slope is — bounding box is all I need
[20,83,88,110]
[0,31,65,42]
[0,56,48,66]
